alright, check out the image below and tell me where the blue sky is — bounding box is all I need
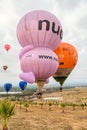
[0,0,87,86]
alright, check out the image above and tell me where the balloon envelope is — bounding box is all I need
[20,47,58,82]
[3,65,8,71]
[19,81,27,90]
[53,42,78,85]
[4,83,12,92]
[17,10,63,50]
[4,44,11,51]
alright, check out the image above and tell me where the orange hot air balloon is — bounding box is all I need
[4,44,11,51]
[53,42,78,91]
[3,65,8,71]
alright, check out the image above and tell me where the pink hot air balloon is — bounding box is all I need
[19,46,59,84]
[17,10,63,50]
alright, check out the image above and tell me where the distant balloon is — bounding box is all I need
[17,10,63,50]
[3,65,8,71]
[4,83,12,92]
[4,44,11,51]
[53,42,78,88]
[19,81,27,90]
[19,46,58,88]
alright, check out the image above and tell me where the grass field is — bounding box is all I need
[0,87,87,130]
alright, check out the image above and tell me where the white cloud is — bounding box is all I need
[0,0,87,86]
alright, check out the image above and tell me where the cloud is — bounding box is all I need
[0,0,87,86]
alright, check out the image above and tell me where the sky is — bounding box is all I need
[0,0,87,87]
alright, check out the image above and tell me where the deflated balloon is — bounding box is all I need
[19,81,27,90]
[53,42,78,86]
[4,83,12,92]
[17,10,63,50]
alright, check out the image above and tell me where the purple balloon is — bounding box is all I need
[17,10,63,50]
[19,46,59,83]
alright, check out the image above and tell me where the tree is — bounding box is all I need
[0,99,15,130]
[48,102,53,111]
[24,101,29,112]
[60,102,66,113]
[72,103,76,111]
[39,102,43,109]
[80,103,85,109]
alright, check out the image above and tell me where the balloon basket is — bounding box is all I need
[36,79,45,99]
[59,86,62,92]
[36,92,42,99]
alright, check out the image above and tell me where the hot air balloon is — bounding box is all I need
[19,46,59,96]
[53,42,78,91]
[19,81,27,91]
[3,65,8,71]
[4,44,11,51]
[4,83,12,93]
[17,10,62,98]
[17,10,63,50]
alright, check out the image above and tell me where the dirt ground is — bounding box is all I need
[0,87,87,130]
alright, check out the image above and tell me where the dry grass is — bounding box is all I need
[0,87,87,130]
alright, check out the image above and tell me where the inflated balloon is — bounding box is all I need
[4,44,11,51]
[4,83,12,92]
[3,65,8,71]
[19,81,27,90]
[53,42,78,87]
[17,10,63,50]
[19,46,59,90]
